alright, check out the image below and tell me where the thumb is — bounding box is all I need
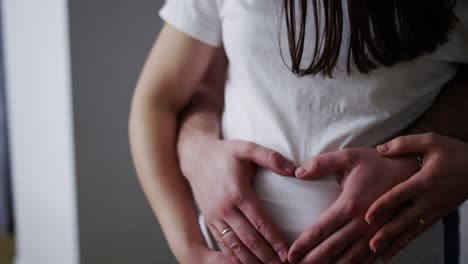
[236,142,296,176]
[377,133,433,156]
[295,150,350,180]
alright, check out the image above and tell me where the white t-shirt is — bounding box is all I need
[160,1,468,263]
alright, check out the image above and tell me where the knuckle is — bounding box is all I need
[254,218,272,234]
[343,199,361,217]
[341,148,355,163]
[228,241,241,251]
[227,190,244,205]
[217,239,228,249]
[313,226,325,240]
[320,244,335,259]
[242,142,257,155]
[244,235,261,250]
[215,203,233,218]
[394,137,407,149]
[267,150,281,163]
[311,156,322,171]
[216,205,229,218]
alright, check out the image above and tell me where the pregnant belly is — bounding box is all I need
[253,169,342,244]
[252,169,444,264]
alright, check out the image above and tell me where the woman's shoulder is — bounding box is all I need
[159,0,224,47]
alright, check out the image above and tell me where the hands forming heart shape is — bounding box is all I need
[179,136,425,264]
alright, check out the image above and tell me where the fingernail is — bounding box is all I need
[370,244,376,253]
[371,241,380,253]
[278,251,287,263]
[377,144,388,153]
[366,215,374,225]
[282,161,295,173]
[295,167,306,177]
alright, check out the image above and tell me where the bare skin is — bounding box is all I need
[366,133,468,262]
[129,24,224,263]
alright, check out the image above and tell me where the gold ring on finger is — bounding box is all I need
[411,204,427,226]
[221,227,233,236]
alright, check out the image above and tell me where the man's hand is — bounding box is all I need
[179,135,295,264]
[288,148,420,264]
[175,47,294,263]
[365,133,468,262]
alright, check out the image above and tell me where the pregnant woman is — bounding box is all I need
[129,0,468,263]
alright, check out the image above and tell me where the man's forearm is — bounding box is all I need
[177,87,225,178]
[408,65,468,141]
[177,48,228,162]
[178,88,224,142]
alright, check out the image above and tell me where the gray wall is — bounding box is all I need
[68,1,175,263]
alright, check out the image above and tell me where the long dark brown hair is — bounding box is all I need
[283,0,458,76]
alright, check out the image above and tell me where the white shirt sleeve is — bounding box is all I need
[159,0,222,47]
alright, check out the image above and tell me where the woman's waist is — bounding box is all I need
[252,170,444,260]
[253,169,342,242]
[253,169,342,201]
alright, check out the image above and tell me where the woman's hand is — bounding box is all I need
[365,133,468,262]
[178,135,296,264]
[288,148,420,264]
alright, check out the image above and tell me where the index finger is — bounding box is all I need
[295,149,352,179]
[237,142,296,176]
[377,133,434,156]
